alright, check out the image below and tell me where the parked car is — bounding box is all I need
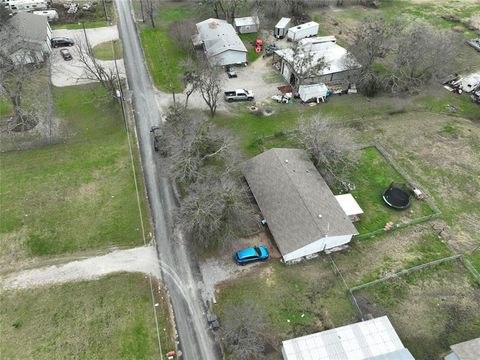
[60,49,72,61]
[234,246,269,265]
[51,37,74,48]
[224,89,254,102]
[150,126,162,152]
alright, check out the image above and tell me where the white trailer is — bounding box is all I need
[5,0,47,11]
[298,84,328,103]
[274,17,291,39]
[287,21,319,42]
[33,9,59,21]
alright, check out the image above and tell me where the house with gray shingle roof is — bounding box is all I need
[242,148,358,263]
[193,18,247,67]
[4,11,51,64]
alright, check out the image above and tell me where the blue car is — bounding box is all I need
[234,246,269,265]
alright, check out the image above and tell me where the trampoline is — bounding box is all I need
[383,183,412,210]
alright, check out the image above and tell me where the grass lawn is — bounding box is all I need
[347,146,436,235]
[0,84,148,267]
[0,273,175,359]
[239,33,263,63]
[215,259,357,351]
[137,2,195,92]
[0,98,12,117]
[93,40,123,60]
[354,261,480,359]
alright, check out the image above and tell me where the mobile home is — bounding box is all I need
[2,0,48,12]
[287,21,319,41]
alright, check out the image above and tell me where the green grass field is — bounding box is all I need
[0,84,147,264]
[348,147,435,235]
[215,259,356,342]
[0,273,174,359]
[137,2,195,92]
[93,40,123,60]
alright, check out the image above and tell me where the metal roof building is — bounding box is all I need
[445,338,480,360]
[233,16,259,34]
[282,316,415,360]
[194,18,247,66]
[242,148,358,263]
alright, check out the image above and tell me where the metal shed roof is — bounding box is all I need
[282,316,409,360]
[242,148,358,257]
[233,16,258,27]
[450,338,480,360]
[275,17,291,29]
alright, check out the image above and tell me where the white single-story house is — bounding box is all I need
[282,316,415,360]
[444,338,480,360]
[233,16,259,34]
[335,193,364,222]
[274,36,360,87]
[193,18,247,67]
[3,11,51,65]
[242,148,358,263]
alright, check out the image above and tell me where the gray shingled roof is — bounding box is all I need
[196,18,247,56]
[242,148,358,257]
[450,338,480,360]
[8,12,48,43]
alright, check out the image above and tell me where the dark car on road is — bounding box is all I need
[150,126,162,152]
[51,37,74,48]
[60,48,72,61]
[234,246,269,265]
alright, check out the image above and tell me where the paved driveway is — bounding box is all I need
[51,26,125,87]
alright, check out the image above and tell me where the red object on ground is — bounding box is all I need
[255,38,263,47]
[255,46,262,53]
[166,350,176,358]
[277,85,294,94]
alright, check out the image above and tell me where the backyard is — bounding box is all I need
[50,1,115,30]
[0,84,148,273]
[0,273,174,359]
[354,261,480,359]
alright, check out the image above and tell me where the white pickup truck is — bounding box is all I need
[224,89,254,102]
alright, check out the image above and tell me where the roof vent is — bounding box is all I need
[318,214,322,218]
[285,159,289,163]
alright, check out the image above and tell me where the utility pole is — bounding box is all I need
[140,0,145,23]
[102,0,109,24]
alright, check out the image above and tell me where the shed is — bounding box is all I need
[242,148,358,263]
[233,16,259,34]
[453,72,480,93]
[335,193,364,222]
[194,18,247,66]
[274,17,291,38]
[444,338,480,360]
[298,83,328,102]
[282,316,414,360]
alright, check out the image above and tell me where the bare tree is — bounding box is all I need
[289,43,328,90]
[198,63,222,118]
[297,115,359,190]
[72,35,117,99]
[389,21,461,93]
[347,17,399,96]
[144,0,158,28]
[202,0,247,23]
[222,301,270,360]
[0,21,45,131]
[169,19,196,56]
[181,59,201,109]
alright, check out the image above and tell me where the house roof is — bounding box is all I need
[196,18,247,57]
[335,194,364,217]
[242,148,358,257]
[233,16,259,28]
[282,316,411,360]
[8,12,48,44]
[450,338,480,360]
[275,40,360,76]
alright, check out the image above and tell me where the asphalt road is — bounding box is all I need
[114,1,220,359]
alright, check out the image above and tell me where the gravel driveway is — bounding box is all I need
[51,26,125,87]
[2,246,160,289]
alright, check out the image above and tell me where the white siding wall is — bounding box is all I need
[283,234,353,262]
[238,24,258,34]
[211,50,246,66]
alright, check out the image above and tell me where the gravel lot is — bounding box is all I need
[51,26,125,87]
[2,246,160,289]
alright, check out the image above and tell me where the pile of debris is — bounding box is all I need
[442,72,480,103]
